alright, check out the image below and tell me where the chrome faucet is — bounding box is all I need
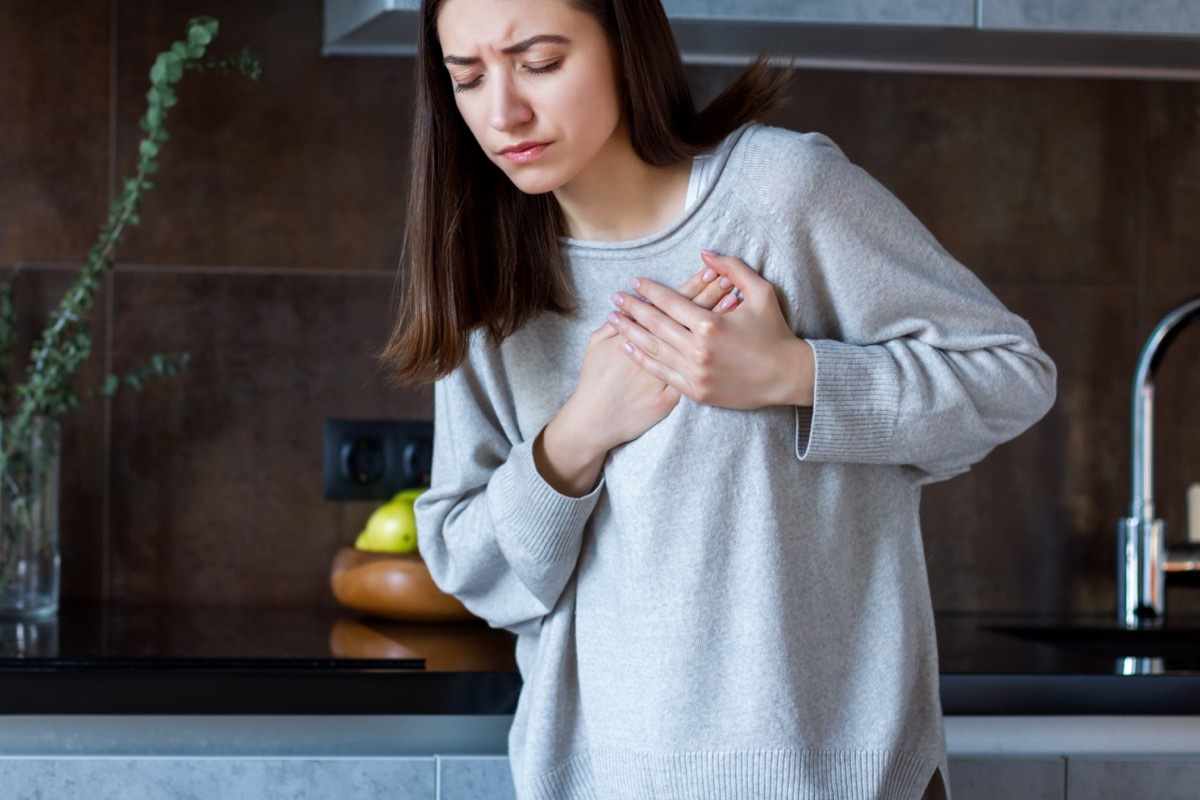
[1118,296,1200,629]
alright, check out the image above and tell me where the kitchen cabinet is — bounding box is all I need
[659,0,974,27]
[980,1,1200,35]
[1067,757,1200,800]
[9,752,1200,799]
[438,757,516,800]
[0,754,516,800]
[0,757,438,800]
[949,757,1066,800]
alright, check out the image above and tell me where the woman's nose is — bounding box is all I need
[489,75,532,131]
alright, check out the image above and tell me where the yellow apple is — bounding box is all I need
[354,489,426,554]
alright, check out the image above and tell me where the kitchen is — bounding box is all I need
[3,0,1200,797]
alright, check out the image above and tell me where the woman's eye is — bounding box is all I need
[453,75,483,93]
[525,60,561,75]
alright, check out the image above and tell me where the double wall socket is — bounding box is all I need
[323,419,433,501]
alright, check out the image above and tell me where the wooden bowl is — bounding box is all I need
[329,547,476,623]
[328,617,516,671]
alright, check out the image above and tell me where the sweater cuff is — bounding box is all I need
[796,339,900,463]
[493,437,603,566]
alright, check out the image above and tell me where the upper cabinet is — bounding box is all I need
[981,0,1200,36]
[660,0,974,27]
[324,0,1200,79]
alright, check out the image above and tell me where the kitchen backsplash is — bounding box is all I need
[5,0,1200,616]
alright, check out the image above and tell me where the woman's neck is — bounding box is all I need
[553,131,692,242]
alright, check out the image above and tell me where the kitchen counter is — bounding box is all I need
[3,605,1200,716]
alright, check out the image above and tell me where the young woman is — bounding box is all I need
[384,0,1057,798]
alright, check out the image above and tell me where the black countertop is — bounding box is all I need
[3,605,1200,715]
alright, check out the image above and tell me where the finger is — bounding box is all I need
[692,276,734,311]
[617,338,689,395]
[611,289,700,356]
[713,291,740,314]
[674,266,718,302]
[625,276,714,332]
[699,250,771,301]
[592,320,619,340]
[606,308,685,368]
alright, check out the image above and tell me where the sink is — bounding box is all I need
[984,624,1200,662]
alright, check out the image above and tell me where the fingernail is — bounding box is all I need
[611,292,624,306]
[701,268,717,282]
[621,342,635,355]
[720,294,737,310]
[701,249,717,257]
[630,277,642,291]
[719,277,732,290]
[607,311,622,326]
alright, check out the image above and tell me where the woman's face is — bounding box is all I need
[436,0,625,196]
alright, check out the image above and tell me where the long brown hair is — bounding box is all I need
[383,0,788,384]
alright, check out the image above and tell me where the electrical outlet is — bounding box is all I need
[323,419,433,501]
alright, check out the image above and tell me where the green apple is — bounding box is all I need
[354,489,427,554]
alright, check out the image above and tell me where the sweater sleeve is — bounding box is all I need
[754,132,1057,484]
[415,346,601,634]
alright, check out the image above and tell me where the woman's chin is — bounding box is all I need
[494,164,564,196]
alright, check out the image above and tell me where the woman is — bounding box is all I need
[384,0,1057,798]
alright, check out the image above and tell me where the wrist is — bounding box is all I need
[533,401,610,497]
[775,337,815,408]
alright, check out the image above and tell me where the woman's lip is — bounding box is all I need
[500,143,549,165]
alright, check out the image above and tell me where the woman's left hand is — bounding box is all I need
[608,250,816,410]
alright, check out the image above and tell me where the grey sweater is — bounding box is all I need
[416,125,1056,800]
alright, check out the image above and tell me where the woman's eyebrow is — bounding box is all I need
[443,34,571,65]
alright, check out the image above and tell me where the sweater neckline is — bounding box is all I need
[560,124,752,255]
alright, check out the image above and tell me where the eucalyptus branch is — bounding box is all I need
[1,16,260,464]
[0,275,17,412]
[0,16,259,604]
[91,353,192,400]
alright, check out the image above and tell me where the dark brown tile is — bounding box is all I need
[0,266,110,605]
[111,0,415,270]
[688,67,1144,287]
[107,269,431,606]
[1145,81,1200,289]
[0,1,111,265]
[921,288,1137,614]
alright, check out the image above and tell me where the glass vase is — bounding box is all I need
[0,418,61,618]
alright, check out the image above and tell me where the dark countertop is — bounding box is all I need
[3,605,1200,715]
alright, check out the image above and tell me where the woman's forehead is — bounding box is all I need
[436,0,583,51]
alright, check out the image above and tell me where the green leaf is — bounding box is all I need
[150,55,169,84]
[188,17,217,46]
[138,139,159,159]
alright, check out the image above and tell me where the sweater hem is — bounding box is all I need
[525,746,941,800]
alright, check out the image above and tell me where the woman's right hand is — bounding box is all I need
[533,266,737,496]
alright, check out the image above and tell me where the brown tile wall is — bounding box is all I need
[5,0,1200,614]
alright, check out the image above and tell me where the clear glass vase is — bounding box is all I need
[0,418,61,618]
[0,616,59,657]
